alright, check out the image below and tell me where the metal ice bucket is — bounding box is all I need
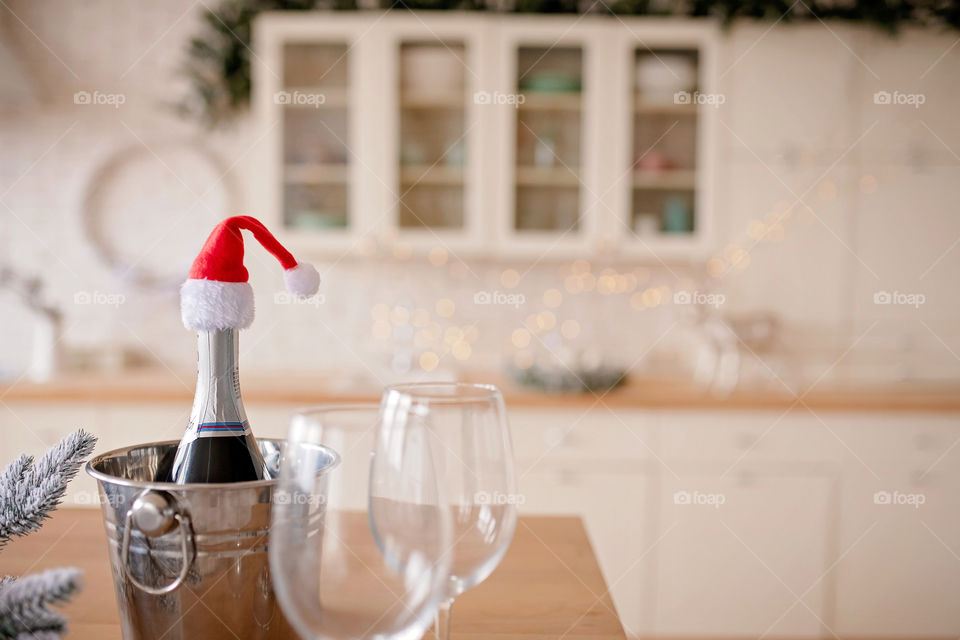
[86,438,337,640]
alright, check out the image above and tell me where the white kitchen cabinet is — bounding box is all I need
[719,24,859,161]
[849,165,960,367]
[254,13,718,261]
[0,402,105,506]
[832,415,960,637]
[0,401,301,507]
[255,13,499,255]
[386,20,494,254]
[4,393,960,639]
[835,462,960,637]
[658,407,844,465]
[654,469,835,638]
[488,18,605,257]
[653,409,839,638]
[856,28,960,160]
[509,406,656,464]
[716,162,854,339]
[242,403,301,441]
[253,15,373,253]
[610,21,719,260]
[513,407,657,636]
[0,403,99,457]
[100,403,192,449]
[521,461,656,638]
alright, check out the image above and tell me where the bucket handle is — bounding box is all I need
[121,490,195,595]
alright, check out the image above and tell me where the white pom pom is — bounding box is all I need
[283,263,320,297]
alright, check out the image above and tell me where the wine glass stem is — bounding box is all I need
[435,597,454,640]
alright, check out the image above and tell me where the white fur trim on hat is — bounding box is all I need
[181,280,255,331]
[283,263,321,298]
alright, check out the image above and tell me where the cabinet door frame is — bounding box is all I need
[374,13,494,256]
[520,460,660,638]
[489,15,610,259]
[653,464,840,638]
[254,13,385,255]
[255,13,719,262]
[610,18,719,261]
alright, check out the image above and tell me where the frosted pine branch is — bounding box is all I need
[0,431,97,545]
[0,458,30,497]
[27,431,96,488]
[0,568,81,639]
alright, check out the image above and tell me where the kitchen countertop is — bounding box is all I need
[0,509,626,640]
[0,369,958,412]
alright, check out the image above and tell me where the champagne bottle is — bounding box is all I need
[170,328,268,483]
[173,215,320,482]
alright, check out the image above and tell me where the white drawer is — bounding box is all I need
[659,407,844,464]
[509,407,655,464]
[0,402,105,509]
[99,403,192,450]
[0,403,101,460]
[831,413,960,467]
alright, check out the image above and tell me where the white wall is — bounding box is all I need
[1,3,958,383]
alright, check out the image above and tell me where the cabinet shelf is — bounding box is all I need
[400,165,465,185]
[634,96,698,116]
[518,92,582,111]
[401,92,466,109]
[516,166,580,187]
[632,169,696,190]
[284,163,349,184]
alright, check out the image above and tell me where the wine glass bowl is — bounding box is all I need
[270,404,452,640]
[381,383,518,637]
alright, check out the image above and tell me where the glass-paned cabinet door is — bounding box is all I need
[630,48,699,240]
[397,41,469,232]
[280,42,351,232]
[514,46,583,234]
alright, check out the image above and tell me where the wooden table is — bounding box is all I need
[0,509,626,640]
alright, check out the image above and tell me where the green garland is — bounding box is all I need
[179,0,327,126]
[181,0,960,126]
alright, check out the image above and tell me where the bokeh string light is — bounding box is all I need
[368,172,878,373]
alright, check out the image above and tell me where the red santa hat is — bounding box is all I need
[181,215,320,331]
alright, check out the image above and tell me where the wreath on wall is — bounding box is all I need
[180,0,960,126]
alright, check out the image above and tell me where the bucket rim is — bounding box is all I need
[85,437,337,491]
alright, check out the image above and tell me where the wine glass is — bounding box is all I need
[381,383,518,640]
[270,404,452,640]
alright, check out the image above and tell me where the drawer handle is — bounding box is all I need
[543,427,566,448]
[735,432,758,450]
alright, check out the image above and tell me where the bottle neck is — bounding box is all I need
[188,328,249,438]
